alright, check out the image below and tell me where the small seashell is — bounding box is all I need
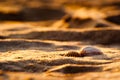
[65,51,80,57]
[80,46,103,57]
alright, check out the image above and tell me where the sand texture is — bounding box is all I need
[0,0,120,80]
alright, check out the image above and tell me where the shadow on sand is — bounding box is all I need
[8,30,120,45]
[0,59,110,73]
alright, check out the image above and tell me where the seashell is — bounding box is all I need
[65,51,80,57]
[80,46,103,57]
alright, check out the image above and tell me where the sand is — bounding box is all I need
[0,0,120,80]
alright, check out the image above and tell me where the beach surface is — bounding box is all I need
[0,0,120,80]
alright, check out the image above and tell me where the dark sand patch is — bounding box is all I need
[0,36,7,39]
[105,15,120,25]
[95,23,110,28]
[0,59,110,73]
[0,39,79,52]
[0,8,66,21]
[47,64,102,73]
[8,30,120,45]
[0,40,53,52]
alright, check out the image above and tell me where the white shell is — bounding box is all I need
[80,46,103,56]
